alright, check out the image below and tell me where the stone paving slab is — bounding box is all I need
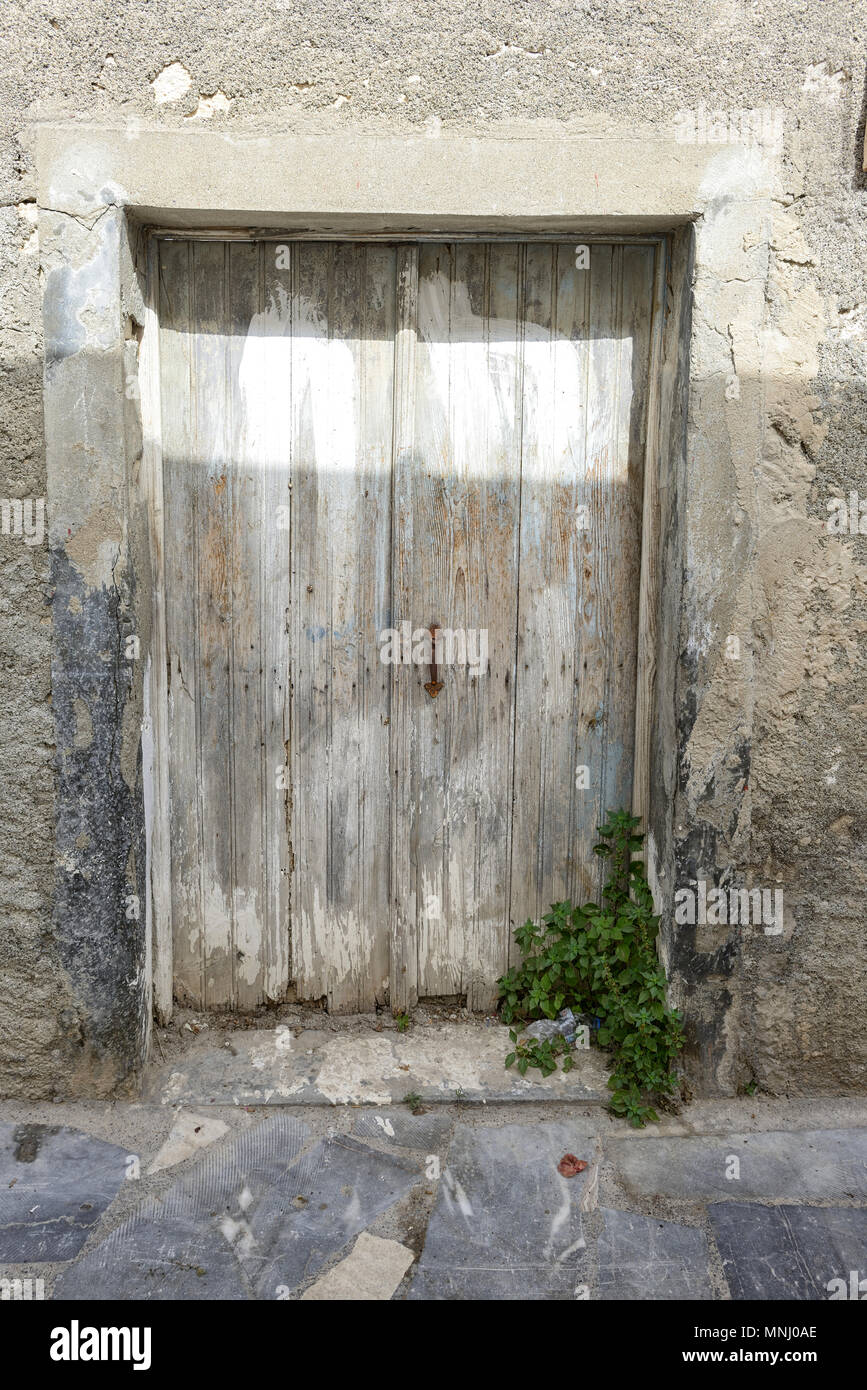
[147,1111,229,1175]
[0,1123,130,1262]
[246,1134,422,1297]
[54,1118,422,1300]
[54,1114,311,1299]
[300,1231,415,1301]
[609,1128,867,1201]
[597,1207,714,1300]
[144,1025,609,1107]
[54,1202,251,1300]
[406,1121,596,1300]
[710,1202,867,1301]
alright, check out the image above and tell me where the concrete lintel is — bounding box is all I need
[34,122,720,226]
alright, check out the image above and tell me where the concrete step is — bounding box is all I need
[142,1021,611,1107]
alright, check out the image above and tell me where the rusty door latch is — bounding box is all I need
[423,624,443,698]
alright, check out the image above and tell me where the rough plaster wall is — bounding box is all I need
[0,1,864,1097]
[669,114,867,1097]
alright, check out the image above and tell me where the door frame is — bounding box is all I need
[140,229,669,1019]
[40,121,779,1088]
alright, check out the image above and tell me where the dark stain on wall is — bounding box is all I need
[50,546,146,1090]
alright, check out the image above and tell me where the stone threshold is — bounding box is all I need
[142,1021,611,1108]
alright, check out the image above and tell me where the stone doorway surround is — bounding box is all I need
[36,119,776,1093]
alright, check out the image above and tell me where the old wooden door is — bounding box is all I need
[155,238,657,1013]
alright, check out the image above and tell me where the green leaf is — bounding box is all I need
[500,807,682,1127]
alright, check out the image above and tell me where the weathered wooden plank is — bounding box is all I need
[324,243,393,1010]
[190,240,235,1007]
[602,245,655,826]
[511,243,582,937]
[389,244,419,1014]
[289,242,332,1005]
[225,240,266,1008]
[555,242,598,907]
[407,243,522,1009]
[159,238,204,1006]
[412,242,464,1001]
[631,243,666,831]
[162,239,296,1011]
[257,240,294,1001]
[290,243,395,1011]
[319,244,362,1008]
[142,234,173,1022]
[354,244,396,1008]
[509,244,655,949]
[464,242,523,1010]
[577,243,620,903]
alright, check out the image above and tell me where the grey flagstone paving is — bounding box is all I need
[0,1124,129,1263]
[597,1207,714,1300]
[710,1202,867,1301]
[407,1122,596,1300]
[54,1118,421,1301]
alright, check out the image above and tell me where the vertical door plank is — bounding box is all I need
[258,241,294,1001]
[290,242,332,1005]
[408,243,522,1009]
[557,244,599,905]
[412,241,463,1000]
[225,241,267,1007]
[190,240,235,1007]
[319,244,362,1009]
[577,243,619,902]
[602,245,654,821]
[389,245,419,1013]
[159,239,203,1005]
[465,243,523,1009]
[291,243,396,1011]
[143,235,173,1023]
[632,243,666,828]
[511,243,582,935]
[509,243,655,951]
[355,244,396,1008]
